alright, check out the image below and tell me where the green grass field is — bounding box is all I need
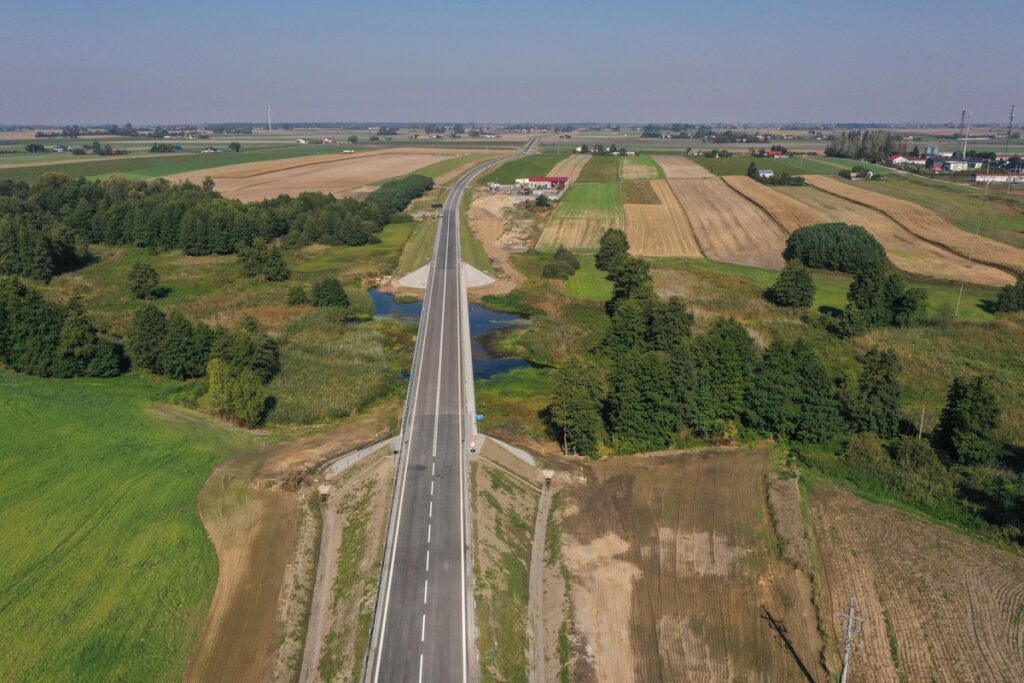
[679,258,998,322]
[564,254,613,301]
[576,155,621,183]
[0,144,359,183]
[0,372,257,682]
[626,154,666,179]
[413,152,495,181]
[621,180,659,204]
[555,182,623,214]
[478,153,567,185]
[475,366,553,443]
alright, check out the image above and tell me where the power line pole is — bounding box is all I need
[267,105,272,132]
[962,110,972,160]
[1007,105,1016,156]
[838,597,864,683]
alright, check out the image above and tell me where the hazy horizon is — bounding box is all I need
[2,0,1020,126]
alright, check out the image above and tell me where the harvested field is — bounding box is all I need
[722,176,828,232]
[576,155,621,183]
[537,183,624,250]
[547,154,590,184]
[667,177,788,268]
[806,175,1024,277]
[653,155,715,179]
[810,486,1024,682]
[167,149,457,202]
[623,180,703,257]
[622,155,661,180]
[560,449,827,682]
[777,185,1014,286]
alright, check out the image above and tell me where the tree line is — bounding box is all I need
[0,172,433,281]
[825,130,900,162]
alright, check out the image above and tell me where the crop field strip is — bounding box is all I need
[478,153,568,185]
[622,180,703,258]
[621,154,663,180]
[537,182,624,249]
[811,486,1024,682]
[545,154,590,184]
[721,176,828,232]
[574,155,621,183]
[775,184,1013,286]
[805,175,1024,277]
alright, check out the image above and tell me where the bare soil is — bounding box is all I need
[810,485,1024,682]
[623,179,703,257]
[548,154,590,184]
[806,175,1024,278]
[559,448,827,682]
[186,404,400,682]
[465,189,532,296]
[722,176,828,233]
[167,149,458,202]
[778,185,1013,286]
[667,177,789,269]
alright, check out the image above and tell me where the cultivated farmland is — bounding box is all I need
[622,154,664,180]
[167,148,458,201]
[479,153,568,185]
[654,155,715,179]
[722,176,828,232]
[805,175,1024,277]
[558,448,826,682]
[777,185,1014,286]
[622,180,703,257]
[575,155,621,183]
[811,486,1024,682]
[537,183,624,249]
[667,176,788,268]
[546,153,590,184]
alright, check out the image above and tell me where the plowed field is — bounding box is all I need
[168,149,457,202]
[777,185,1013,286]
[560,449,826,682]
[806,176,1024,277]
[722,176,828,232]
[653,155,715,179]
[811,486,1024,682]
[667,177,787,268]
[623,180,703,257]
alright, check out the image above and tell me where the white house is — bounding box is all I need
[756,169,775,179]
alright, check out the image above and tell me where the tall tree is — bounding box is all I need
[933,376,1002,466]
[125,304,167,373]
[678,318,758,435]
[550,355,607,457]
[607,351,678,452]
[595,228,630,274]
[846,349,903,438]
[648,296,693,351]
[312,277,348,308]
[766,260,815,308]
[128,262,162,299]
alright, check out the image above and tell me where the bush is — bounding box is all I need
[933,376,1002,466]
[766,260,815,308]
[312,278,349,308]
[128,263,162,299]
[535,195,551,208]
[541,247,580,280]
[784,223,888,274]
[287,285,309,305]
[835,262,927,336]
[993,276,1024,312]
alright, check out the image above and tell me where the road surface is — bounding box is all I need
[366,142,531,682]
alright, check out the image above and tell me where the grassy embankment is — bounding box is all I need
[0,372,257,682]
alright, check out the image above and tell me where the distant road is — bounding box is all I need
[364,140,532,682]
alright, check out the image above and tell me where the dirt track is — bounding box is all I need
[811,486,1024,682]
[547,154,590,184]
[722,176,828,232]
[667,177,788,268]
[167,149,458,202]
[560,449,826,682]
[623,180,703,257]
[778,185,1013,286]
[806,175,1024,276]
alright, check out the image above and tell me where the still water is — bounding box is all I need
[369,289,530,379]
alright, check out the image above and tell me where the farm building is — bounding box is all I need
[756,169,775,179]
[515,176,569,190]
[888,154,927,166]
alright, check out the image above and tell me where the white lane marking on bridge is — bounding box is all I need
[429,500,433,518]
[427,524,431,544]
[418,654,423,683]
[421,613,426,642]
[430,480,434,496]
[426,549,430,572]
[424,579,429,604]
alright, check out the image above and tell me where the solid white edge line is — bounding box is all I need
[371,181,444,683]
[456,175,470,683]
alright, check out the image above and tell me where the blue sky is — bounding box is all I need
[1,0,1019,124]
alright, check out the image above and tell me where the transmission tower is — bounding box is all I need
[961,109,972,159]
[838,596,864,683]
[267,105,272,132]
[1007,105,1016,156]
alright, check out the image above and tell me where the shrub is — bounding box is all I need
[541,247,580,280]
[784,223,888,274]
[128,263,162,299]
[933,376,1002,466]
[287,285,309,305]
[993,276,1024,313]
[312,278,349,308]
[766,260,815,308]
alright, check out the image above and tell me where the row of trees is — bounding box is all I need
[0,277,121,378]
[287,278,350,308]
[0,172,434,278]
[825,130,900,162]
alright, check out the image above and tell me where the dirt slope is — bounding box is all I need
[560,449,826,682]
[811,486,1024,682]
[667,177,788,268]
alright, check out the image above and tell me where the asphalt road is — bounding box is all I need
[368,143,531,682]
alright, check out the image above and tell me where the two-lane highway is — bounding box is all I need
[367,146,529,682]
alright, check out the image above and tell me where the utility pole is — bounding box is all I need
[962,110,972,160]
[917,404,926,439]
[838,597,864,683]
[1007,105,1016,156]
[267,105,272,132]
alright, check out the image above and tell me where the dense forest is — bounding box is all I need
[0,173,433,281]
